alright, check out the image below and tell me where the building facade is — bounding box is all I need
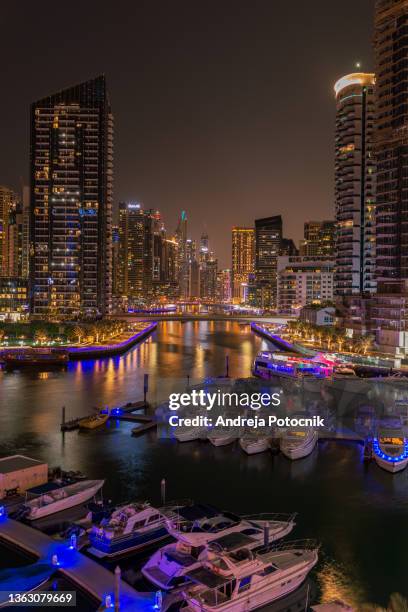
[231,227,254,303]
[277,256,334,314]
[334,72,376,297]
[29,75,113,317]
[371,0,408,356]
[254,216,282,309]
[299,221,336,258]
[0,186,18,276]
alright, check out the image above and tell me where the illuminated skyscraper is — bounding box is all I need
[231,227,254,303]
[0,186,18,276]
[371,0,408,355]
[334,73,376,296]
[254,216,282,309]
[30,75,113,317]
[118,202,156,302]
[299,221,335,258]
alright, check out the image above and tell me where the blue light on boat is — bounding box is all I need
[0,506,6,520]
[372,437,408,463]
[155,591,163,610]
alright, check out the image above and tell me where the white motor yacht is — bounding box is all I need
[182,539,319,611]
[208,429,237,447]
[280,420,318,460]
[239,436,271,455]
[175,426,208,442]
[142,504,296,590]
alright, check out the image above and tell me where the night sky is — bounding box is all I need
[1,1,372,266]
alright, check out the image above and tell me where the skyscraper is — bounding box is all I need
[29,75,113,317]
[175,211,188,298]
[231,227,254,303]
[254,216,282,309]
[334,72,376,296]
[0,186,18,276]
[118,202,152,302]
[371,0,408,356]
[299,221,336,258]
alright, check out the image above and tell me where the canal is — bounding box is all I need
[1,321,407,607]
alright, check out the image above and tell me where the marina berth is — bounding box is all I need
[181,539,319,611]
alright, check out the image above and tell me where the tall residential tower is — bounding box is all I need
[29,75,113,317]
[334,73,376,296]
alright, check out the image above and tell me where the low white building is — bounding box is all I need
[277,256,334,314]
[0,455,48,498]
[300,305,336,326]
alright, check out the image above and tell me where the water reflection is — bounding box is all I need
[0,322,407,605]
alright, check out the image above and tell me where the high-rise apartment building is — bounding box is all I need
[118,202,154,302]
[0,186,18,276]
[254,216,282,309]
[299,221,336,258]
[370,0,408,356]
[231,227,254,303]
[29,75,113,317]
[216,269,232,303]
[334,73,376,297]
[277,256,334,314]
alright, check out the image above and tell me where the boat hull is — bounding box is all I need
[374,456,408,473]
[185,565,313,611]
[240,438,270,455]
[88,525,169,558]
[27,481,103,520]
[280,432,318,460]
[208,435,237,447]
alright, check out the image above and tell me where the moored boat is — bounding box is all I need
[79,413,109,430]
[182,539,319,611]
[88,501,184,558]
[2,348,69,368]
[23,479,104,520]
[175,426,208,442]
[142,504,296,590]
[373,420,408,473]
[208,429,237,447]
[280,418,318,460]
[239,436,271,455]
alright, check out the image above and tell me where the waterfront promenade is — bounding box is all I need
[0,517,156,610]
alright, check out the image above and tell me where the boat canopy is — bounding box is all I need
[210,532,256,552]
[187,567,231,589]
[177,504,220,522]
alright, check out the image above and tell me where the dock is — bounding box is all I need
[61,400,154,432]
[0,517,157,610]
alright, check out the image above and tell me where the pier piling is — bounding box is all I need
[114,565,121,612]
[161,478,166,506]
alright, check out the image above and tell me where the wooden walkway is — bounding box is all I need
[0,518,157,610]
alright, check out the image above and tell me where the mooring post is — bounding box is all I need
[144,373,149,405]
[62,406,66,427]
[161,478,166,506]
[114,565,121,611]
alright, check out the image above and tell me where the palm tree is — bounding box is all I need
[34,328,48,344]
[90,324,100,344]
[358,335,374,356]
[71,325,85,345]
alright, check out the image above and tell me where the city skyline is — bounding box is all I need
[1,0,373,267]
